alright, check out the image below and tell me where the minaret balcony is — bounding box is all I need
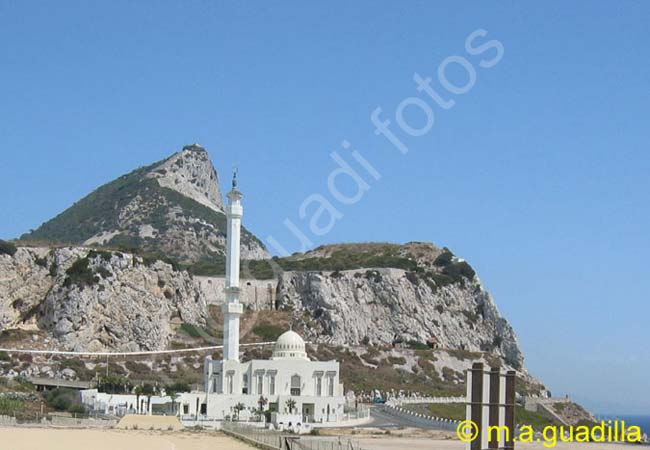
[221,302,243,315]
[226,205,243,218]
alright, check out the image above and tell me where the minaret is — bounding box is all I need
[222,170,244,362]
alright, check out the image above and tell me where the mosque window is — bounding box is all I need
[226,373,234,394]
[291,375,301,396]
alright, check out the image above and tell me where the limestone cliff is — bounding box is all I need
[273,243,524,369]
[2,241,525,372]
[0,246,207,351]
[277,270,522,368]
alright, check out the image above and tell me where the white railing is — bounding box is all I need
[387,395,465,406]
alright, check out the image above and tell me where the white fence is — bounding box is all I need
[223,422,365,450]
[387,396,465,406]
[0,414,117,428]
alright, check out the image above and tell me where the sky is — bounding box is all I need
[1,1,648,414]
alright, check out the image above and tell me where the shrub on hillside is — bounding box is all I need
[46,388,86,413]
[34,256,48,267]
[0,397,25,415]
[63,257,99,288]
[179,323,205,338]
[0,240,17,257]
[433,248,454,267]
[442,261,476,281]
[252,322,284,341]
[406,340,429,350]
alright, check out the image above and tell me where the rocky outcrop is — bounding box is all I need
[277,267,524,369]
[0,247,208,351]
[146,144,224,212]
[0,247,53,330]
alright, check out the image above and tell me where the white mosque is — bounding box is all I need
[200,175,346,422]
[83,176,347,425]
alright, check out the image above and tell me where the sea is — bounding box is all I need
[598,415,650,436]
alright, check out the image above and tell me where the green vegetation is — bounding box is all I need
[312,345,464,398]
[179,323,207,339]
[62,257,99,288]
[252,322,285,341]
[387,356,407,365]
[46,388,86,414]
[0,240,17,256]
[406,340,429,350]
[0,396,25,415]
[404,402,561,431]
[59,359,94,379]
[279,245,418,273]
[433,248,454,267]
[514,406,559,430]
[178,320,222,343]
[88,249,114,262]
[61,253,116,288]
[166,381,191,394]
[446,348,483,360]
[405,402,466,420]
[98,375,131,394]
[34,256,48,267]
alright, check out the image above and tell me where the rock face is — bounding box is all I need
[146,144,224,212]
[1,242,524,371]
[19,144,268,263]
[0,247,207,351]
[274,244,524,369]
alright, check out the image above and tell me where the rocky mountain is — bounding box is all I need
[0,148,542,396]
[19,144,269,263]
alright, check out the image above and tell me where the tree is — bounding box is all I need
[233,402,245,421]
[285,398,296,414]
[256,395,268,419]
[133,385,143,414]
[169,391,179,416]
[141,383,156,415]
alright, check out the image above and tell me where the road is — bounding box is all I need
[368,406,445,430]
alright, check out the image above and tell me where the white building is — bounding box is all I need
[198,174,345,423]
[202,329,344,422]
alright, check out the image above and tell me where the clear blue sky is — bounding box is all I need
[1,1,648,414]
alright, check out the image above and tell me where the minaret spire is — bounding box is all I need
[222,173,244,362]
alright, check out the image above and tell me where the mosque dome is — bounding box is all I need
[271,330,309,360]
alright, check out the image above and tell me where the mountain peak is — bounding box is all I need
[146,145,223,212]
[182,143,208,153]
[20,145,268,263]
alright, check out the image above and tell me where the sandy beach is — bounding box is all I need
[0,428,254,450]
